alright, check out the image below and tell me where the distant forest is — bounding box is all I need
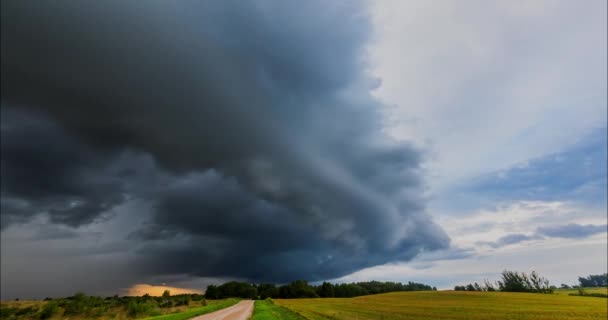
[205,280,436,299]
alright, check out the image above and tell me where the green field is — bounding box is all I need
[251,299,306,320]
[0,298,237,320]
[554,287,608,296]
[275,291,608,320]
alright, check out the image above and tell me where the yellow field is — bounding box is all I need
[275,291,608,320]
[554,287,608,296]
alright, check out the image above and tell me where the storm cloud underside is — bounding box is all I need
[1,0,448,285]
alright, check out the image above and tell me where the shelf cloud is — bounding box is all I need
[1,0,448,288]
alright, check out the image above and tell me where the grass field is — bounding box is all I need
[554,287,608,296]
[0,298,237,320]
[275,291,608,320]
[251,299,306,320]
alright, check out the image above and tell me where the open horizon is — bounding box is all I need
[1,1,606,314]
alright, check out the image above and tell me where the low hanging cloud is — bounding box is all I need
[1,0,448,285]
[475,223,607,249]
[536,223,608,239]
[477,233,543,249]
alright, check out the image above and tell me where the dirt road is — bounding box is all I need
[189,300,254,320]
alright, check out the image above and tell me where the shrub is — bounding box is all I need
[127,300,157,317]
[39,302,59,319]
[15,306,38,316]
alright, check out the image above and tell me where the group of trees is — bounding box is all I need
[205,282,258,299]
[454,280,497,292]
[205,280,436,299]
[578,273,608,288]
[454,270,553,294]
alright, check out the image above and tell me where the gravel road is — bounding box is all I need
[189,300,254,320]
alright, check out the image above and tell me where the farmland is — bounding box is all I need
[554,287,608,296]
[275,290,608,320]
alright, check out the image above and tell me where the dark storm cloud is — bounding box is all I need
[130,170,446,282]
[536,223,608,239]
[1,0,449,283]
[0,109,127,228]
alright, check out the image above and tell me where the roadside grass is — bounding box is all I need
[251,299,306,320]
[0,298,237,320]
[141,298,239,320]
[275,290,608,320]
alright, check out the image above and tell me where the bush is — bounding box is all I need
[39,302,59,319]
[0,307,18,318]
[127,300,158,317]
[15,306,38,316]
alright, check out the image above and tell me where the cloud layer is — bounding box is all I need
[0,0,448,292]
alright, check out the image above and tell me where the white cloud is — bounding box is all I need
[339,240,607,289]
[367,0,607,191]
[339,200,607,288]
[338,201,608,289]
[352,0,608,289]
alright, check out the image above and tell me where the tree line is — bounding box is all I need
[205,280,436,299]
[454,270,554,294]
[577,273,607,288]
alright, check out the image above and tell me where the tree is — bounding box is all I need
[318,282,335,298]
[578,273,608,287]
[497,270,552,293]
[205,285,218,299]
[162,290,171,298]
[211,281,258,299]
[498,270,529,292]
[257,284,279,299]
[529,271,552,293]
[279,281,318,298]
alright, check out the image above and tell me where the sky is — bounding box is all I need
[0,0,606,299]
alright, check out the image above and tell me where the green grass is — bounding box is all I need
[251,299,306,320]
[141,298,239,320]
[554,287,608,296]
[0,298,234,320]
[275,291,608,320]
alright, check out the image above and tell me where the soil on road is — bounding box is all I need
[190,300,254,320]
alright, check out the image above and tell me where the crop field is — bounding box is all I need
[275,291,608,320]
[554,287,608,296]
